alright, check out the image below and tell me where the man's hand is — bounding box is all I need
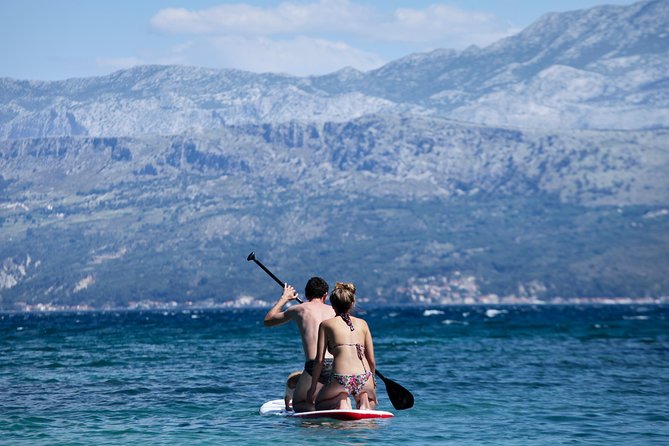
[264,283,299,327]
[282,284,299,302]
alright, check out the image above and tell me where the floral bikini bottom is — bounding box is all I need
[331,371,372,396]
[330,313,373,396]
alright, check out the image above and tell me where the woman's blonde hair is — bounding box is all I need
[330,282,356,314]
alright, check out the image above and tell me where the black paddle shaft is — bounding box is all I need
[247,252,303,304]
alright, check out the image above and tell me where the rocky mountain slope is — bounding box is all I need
[1,0,667,139]
[0,0,668,310]
[333,0,669,129]
[1,117,667,309]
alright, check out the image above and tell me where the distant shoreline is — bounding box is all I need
[2,297,668,314]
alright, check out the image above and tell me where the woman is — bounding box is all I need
[307,282,377,410]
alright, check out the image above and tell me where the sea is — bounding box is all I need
[1,305,668,445]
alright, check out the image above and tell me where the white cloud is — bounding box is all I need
[165,35,386,76]
[150,0,372,36]
[151,1,515,47]
[140,1,519,75]
[377,5,518,47]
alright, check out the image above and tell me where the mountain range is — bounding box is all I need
[1,0,668,310]
[2,0,668,139]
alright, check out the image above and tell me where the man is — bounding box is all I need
[263,277,335,412]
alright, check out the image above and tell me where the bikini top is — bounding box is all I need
[333,313,365,361]
[339,312,355,331]
[335,342,365,361]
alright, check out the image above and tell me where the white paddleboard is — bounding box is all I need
[260,399,292,416]
[260,399,394,420]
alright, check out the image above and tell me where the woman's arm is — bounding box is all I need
[307,323,327,403]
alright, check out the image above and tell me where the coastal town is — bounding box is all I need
[9,271,668,313]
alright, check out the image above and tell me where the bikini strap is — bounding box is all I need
[339,312,355,331]
[336,313,366,372]
[355,343,367,373]
[355,344,365,362]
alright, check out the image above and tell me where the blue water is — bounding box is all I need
[1,305,668,445]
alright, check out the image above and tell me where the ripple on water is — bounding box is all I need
[1,306,668,445]
[172,386,234,395]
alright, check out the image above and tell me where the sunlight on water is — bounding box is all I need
[1,306,668,445]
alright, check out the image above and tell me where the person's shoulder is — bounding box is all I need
[322,306,336,318]
[320,316,336,328]
[353,315,369,329]
[304,300,332,314]
[284,303,302,316]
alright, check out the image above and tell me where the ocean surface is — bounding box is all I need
[1,305,668,445]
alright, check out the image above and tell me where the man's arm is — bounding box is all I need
[263,284,299,327]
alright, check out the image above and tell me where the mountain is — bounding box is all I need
[1,1,668,310]
[1,0,668,139]
[1,116,667,309]
[331,0,669,129]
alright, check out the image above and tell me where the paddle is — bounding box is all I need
[375,369,414,410]
[247,251,414,410]
[247,251,302,303]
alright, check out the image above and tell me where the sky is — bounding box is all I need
[0,0,639,81]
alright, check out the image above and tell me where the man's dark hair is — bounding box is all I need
[305,277,328,301]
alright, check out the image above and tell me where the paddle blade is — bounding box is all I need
[376,370,414,410]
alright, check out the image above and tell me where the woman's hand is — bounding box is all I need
[306,388,315,405]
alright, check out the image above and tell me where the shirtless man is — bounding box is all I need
[263,277,336,412]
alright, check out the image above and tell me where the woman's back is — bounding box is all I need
[324,315,370,374]
[308,282,377,410]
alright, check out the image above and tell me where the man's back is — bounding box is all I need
[288,300,336,360]
[263,277,336,412]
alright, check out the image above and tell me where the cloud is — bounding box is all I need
[150,1,515,47]
[379,5,518,47]
[141,1,519,75]
[165,35,386,76]
[150,0,372,36]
